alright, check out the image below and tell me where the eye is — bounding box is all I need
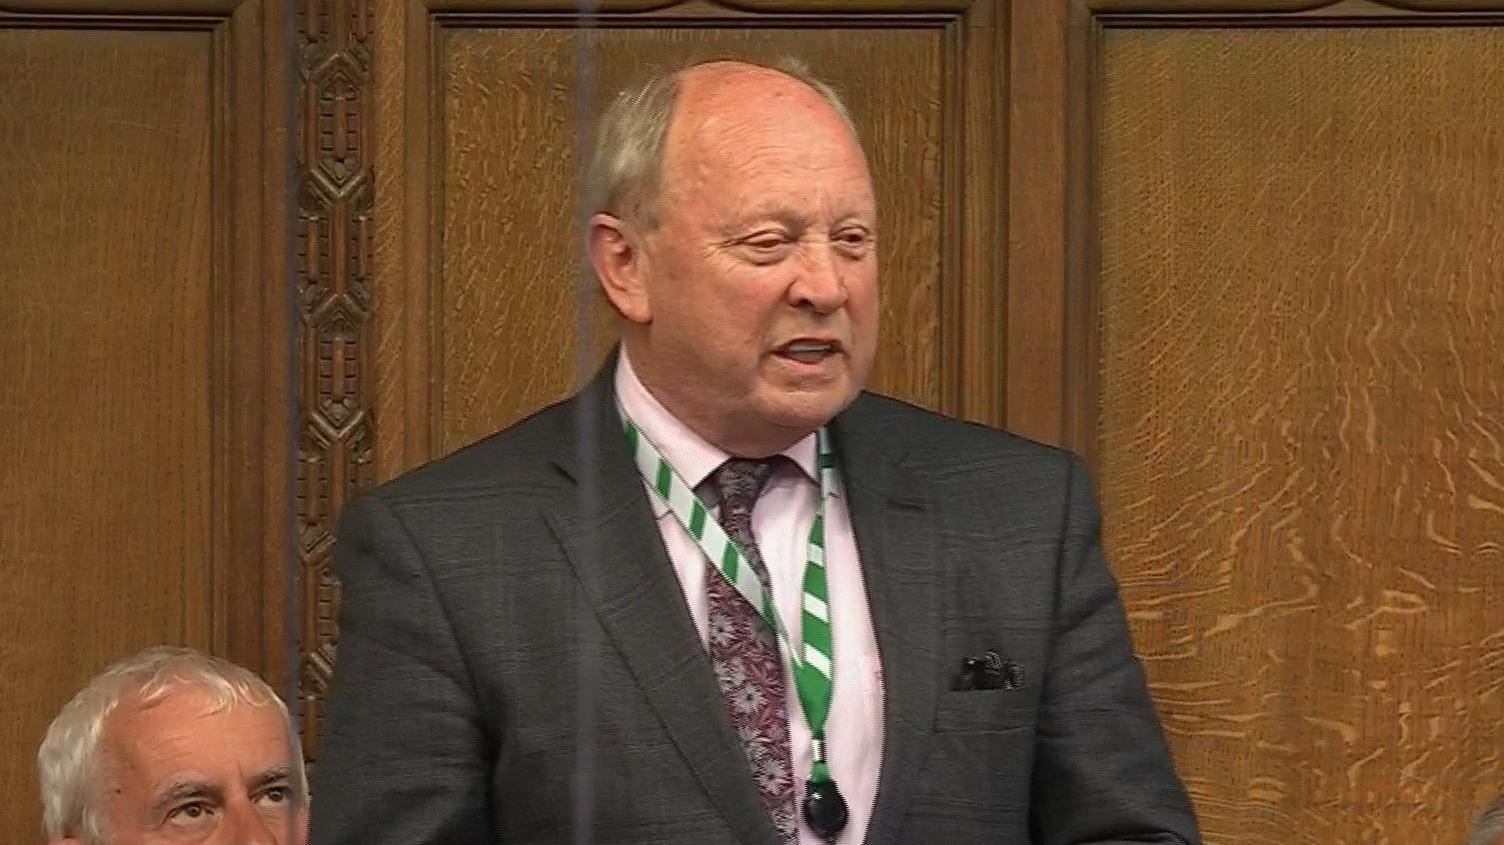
[166,801,216,825]
[745,234,788,250]
[735,232,795,263]
[833,227,874,257]
[258,785,292,805]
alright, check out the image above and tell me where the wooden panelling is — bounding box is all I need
[0,30,214,843]
[437,28,945,454]
[1088,0,1504,13]
[1,0,241,11]
[1094,21,1504,845]
[0,3,288,840]
[1004,0,1068,445]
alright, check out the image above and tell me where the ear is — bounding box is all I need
[589,212,652,325]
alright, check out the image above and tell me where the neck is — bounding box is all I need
[623,345,812,459]
[650,382,808,459]
[706,426,808,460]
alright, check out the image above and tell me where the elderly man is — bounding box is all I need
[310,58,1199,844]
[37,646,307,845]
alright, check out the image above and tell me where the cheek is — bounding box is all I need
[848,270,880,327]
[289,805,311,845]
[707,274,784,334]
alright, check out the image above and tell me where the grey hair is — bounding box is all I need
[585,56,859,229]
[37,645,307,844]
[1469,795,1504,845]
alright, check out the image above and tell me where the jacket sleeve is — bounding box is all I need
[1030,454,1202,845]
[307,494,496,845]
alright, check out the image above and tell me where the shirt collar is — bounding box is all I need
[614,350,825,517]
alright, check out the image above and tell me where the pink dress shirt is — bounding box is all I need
[616,352,884,844]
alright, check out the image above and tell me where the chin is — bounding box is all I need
[762,386,858,432]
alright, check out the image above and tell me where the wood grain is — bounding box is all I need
[225,0,292,700]
[1005,0,1068,444]
[1085,0,1504,13]
[436,28,945,455]
[0,0,238,13]
[0,0,289,833]
[424,0,977,10]
[1096,24,1504,845]
[956,0,1007,428]
[0,28,214,844]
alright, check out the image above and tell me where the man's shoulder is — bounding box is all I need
[847,391,1076,471]
[362,395,579,505]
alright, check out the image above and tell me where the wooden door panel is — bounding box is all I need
[0,28,216,842]
[1095,22,1504,843]
[0,4,289,841]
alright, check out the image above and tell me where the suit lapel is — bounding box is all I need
[832,398,943,845]
[545,365,781,845]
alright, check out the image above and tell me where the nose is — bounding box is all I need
[788,239,848,315]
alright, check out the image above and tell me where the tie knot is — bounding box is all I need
[711,458,780,524]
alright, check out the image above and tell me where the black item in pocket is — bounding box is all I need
[955,650,1025,691]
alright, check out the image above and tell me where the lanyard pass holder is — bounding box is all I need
[802,737,848,843]
[622,414,846,841]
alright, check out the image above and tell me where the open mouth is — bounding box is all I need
[775,339,842,365]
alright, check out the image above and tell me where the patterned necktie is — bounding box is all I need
[706,458,798,842]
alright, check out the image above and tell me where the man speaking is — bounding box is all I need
[309,58,1200,845]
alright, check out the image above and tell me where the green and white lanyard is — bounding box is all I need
[621,411,840,789]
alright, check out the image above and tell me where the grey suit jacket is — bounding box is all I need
[309,364,1200,845]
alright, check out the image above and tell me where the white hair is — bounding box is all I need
[1470,795,1504,845]
[586,56,859,229]
[37,645,306,843]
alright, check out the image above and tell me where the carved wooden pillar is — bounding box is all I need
[296,0,377,755]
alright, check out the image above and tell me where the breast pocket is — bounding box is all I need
[933,688,1037,733]
[920,691,1038,814]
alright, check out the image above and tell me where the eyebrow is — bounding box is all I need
[148,766,295,817]
[150,779,219,817]
[724,211,877,239]
[247,765,294,794]
[720,209,803,234]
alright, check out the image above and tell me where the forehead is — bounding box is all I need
[662,66,873,207]
[104,687,290,787]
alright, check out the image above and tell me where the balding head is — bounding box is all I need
[587,58,861,230]
[657,61,869,226]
